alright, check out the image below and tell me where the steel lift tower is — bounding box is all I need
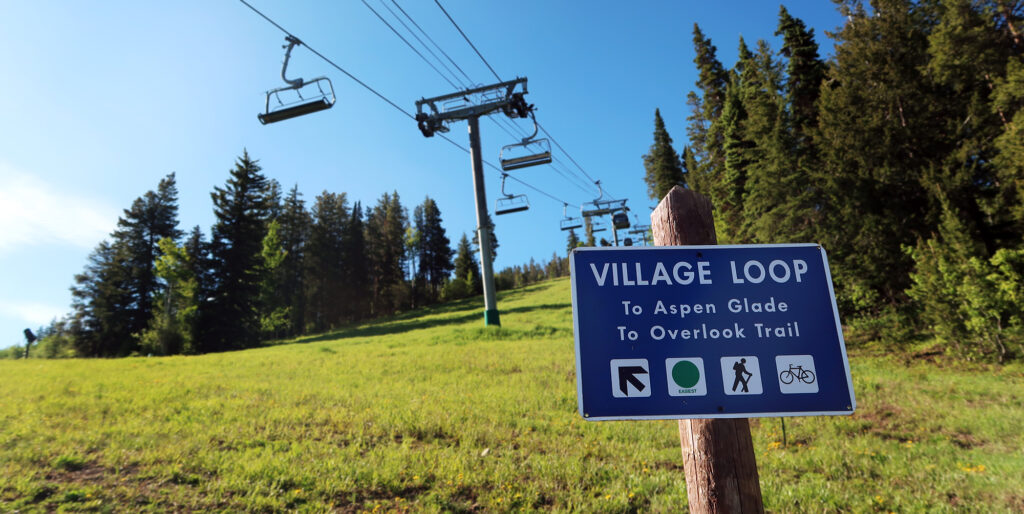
[414,78,533,326]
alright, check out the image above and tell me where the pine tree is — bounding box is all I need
[686,23,730,196]
[69,174,182,356]
[453,232,481,295]
[415,197,454,303]
[366,191,408,315]
[305,192,349,331]
[471,212,498,262]
[202,150,272,351]
[275,186,311,335]
[815,0,938,312]
[342,202,371,322]
[643,108,687,201]
[566,228,580,255]
[69,241,133,356]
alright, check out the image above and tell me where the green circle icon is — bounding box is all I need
[672,360,701,388]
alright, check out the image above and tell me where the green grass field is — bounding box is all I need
[2,277,1023,512]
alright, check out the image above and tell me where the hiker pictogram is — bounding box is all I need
[732,358,753,392]
[720,356,763,395]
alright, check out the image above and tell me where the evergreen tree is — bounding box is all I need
[202,150,272,351]
[366,191,408,315]
[686,23,730,196]
[566,228,580,255]
[815,0,939,312]
[415,197,454,303]
[275,186,311,335]
[69,241,133,357]
[305,192,349,331]
[453,232,481,294]
[113,173,183,351]
[471,212,499,262]
[643,108,687,201]
[342,202,371,322]
[69,174,182,356]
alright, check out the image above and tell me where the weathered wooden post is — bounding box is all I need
[651,186,764,513]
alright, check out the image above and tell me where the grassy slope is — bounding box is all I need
[1,277,1022,512]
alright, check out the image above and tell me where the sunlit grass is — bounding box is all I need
[2,277,1022,511]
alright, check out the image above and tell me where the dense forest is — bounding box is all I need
[9,0,1024,362]
[12,151,574,359]
[642,0,1023,362]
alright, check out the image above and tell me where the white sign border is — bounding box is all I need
[569,243,857,421]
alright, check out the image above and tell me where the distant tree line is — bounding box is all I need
[642,0,1023,362]
[14,151,571,358]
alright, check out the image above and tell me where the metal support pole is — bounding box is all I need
[612,223,620,246]
[468,115,500,326]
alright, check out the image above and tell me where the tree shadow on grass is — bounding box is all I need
[287,302,571,345]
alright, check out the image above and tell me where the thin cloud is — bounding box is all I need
[0,164,118,253]
[0,300,67,327]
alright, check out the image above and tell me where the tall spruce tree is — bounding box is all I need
[815,0,939,312]
[203,150,272,351]
[69,174,182,356]
[365,191,408,315]
[686,23,730,196]
[274,185,311,335]
[643,108,687,201]
[342,202,371,322]
[305,192,349,331]
[69,241,133,357]
[453,232,481,294]
[415,197,454,303]
[566,228,580,255]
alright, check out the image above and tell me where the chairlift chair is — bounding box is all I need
[590,220,608,233]
[499,111,552,171]
[258,36,336,125]
[559,203,583,231]
[495,174,530,215]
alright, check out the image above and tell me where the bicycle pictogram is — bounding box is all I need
[779,363,815,385]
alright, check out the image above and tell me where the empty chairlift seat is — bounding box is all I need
[496,194,529,215]
[500,138,552,171]
[259,77,336,125]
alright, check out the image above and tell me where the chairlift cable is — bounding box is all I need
[240,0,584,211]
[361,0,462,90]
[375,0,470,90]
[434,0,502,82]
[390,0,475,86]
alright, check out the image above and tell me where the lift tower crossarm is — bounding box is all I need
[415,78,529,137]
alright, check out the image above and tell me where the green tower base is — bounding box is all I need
[484,309,501,326]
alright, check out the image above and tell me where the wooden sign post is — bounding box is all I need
[651,186,764,513]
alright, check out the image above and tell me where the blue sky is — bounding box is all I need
[0,1,844,349]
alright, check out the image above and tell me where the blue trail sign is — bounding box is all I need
[570,244,855,421]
